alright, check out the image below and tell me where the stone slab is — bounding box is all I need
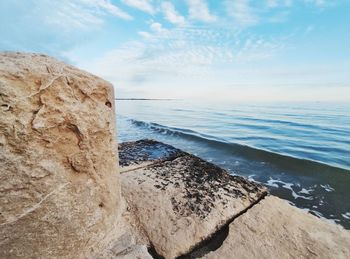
[204,196,350,259]
[119,140,267,258]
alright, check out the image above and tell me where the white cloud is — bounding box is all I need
[138,31,153,39]
[138,22,169,40]
[42,0,132,31]
[225,0,258,26]
[266,0,293,8]
[161,2,185,25]
[77,25,285,94]
[305,0,326,6]
[92,0,133,20]
[187,0,217,23]
[45,1,103,30]
[121,0,155,14]
[150,22,166,33]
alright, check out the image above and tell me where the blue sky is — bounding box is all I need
[1,0,350,101]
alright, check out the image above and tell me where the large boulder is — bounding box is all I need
[0,52,121,258]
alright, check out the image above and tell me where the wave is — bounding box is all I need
[129,118,350,175]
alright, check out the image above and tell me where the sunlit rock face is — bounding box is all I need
[0,52,121,258]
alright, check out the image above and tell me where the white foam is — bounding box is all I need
[342,212,350,220]
[248,175,258,183]
[266,178,313,200]
[319,198,325,206]
[266,178,279,188]
[299,187,314,195]
[320,184,335,192]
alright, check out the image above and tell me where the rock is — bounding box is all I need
[114,245,153,259]
[119,139,183,172]
[96,232,153,259]
[203,196,350,259]
[0,52,121,258]
[119,140,268,258]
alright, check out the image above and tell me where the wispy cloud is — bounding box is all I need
[93,0,133,20]
[80,23,287,91]
[161,1,186,25]
[38,0,132,31]
[305,0,326,6]
[187,0,217,23]
[225,0,258,26]
[121,0,155,14]
[2,0,348,100]
[266,0,293,8]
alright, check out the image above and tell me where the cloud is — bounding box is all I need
[121,0,155,14]
[161,2,186,25]
[138,31,153,39]
[33,0,132,31]
[305,0,326,6]
[0,0,132,59]
[187,0,217,23]
[78,24,286,93]
[225,0,258,26]
[59,0,133,25]
[138,22,169,40]
[266,0,293,8]
[150,22,167,33]
[92,0,133,20]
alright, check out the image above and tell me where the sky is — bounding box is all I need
[1,0,350,101]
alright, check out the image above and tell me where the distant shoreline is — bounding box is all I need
[115,98,177,101]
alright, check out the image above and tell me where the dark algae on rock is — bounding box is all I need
[119,139,268,258]
[148,154,265,219]
[119,139,183,167]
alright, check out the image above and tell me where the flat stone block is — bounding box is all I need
[119,140,267,258]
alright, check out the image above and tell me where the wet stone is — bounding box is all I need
[120,139,268,258]
[118,139,184,167]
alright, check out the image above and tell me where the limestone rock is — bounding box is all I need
[0,52,121,258]
[204,196,350,259]
[96,232,153,259]
[119,140,268,258]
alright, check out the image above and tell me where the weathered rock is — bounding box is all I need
[96,232,153,259]
[0,52,121,258]
[203,196,350,259]
[119,140,268,258]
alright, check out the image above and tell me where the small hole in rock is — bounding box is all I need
[105,101,112,108]
[99,202,104,208]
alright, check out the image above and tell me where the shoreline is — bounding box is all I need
[118,139,350,258]
[2,52,349,258]
[119,116,350,230]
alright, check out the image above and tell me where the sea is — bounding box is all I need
[116,100,350,229]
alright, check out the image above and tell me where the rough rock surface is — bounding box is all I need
[119,139,183,172]
[204,196,350,259]
[96,230,153,259]
[119,140,268,259]
[0,52,121,258]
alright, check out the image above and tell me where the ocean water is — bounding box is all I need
[116,100,350,229]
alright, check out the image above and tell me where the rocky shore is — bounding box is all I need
[1,52,349,258]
